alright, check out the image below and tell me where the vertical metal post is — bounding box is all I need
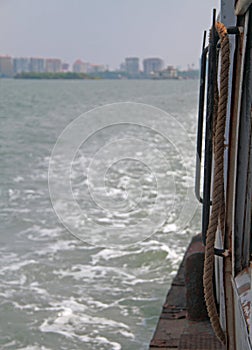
[195,31,208,204]
[202,9,218,245]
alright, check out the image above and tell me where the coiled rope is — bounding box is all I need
[203,22,230,346]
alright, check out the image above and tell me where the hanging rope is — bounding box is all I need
[203,22,230,346]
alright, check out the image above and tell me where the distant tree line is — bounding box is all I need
[14,72,95,79]
[13,70,200,80]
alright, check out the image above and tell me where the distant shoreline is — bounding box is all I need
[14,72,95,80]
[11,71,199,80]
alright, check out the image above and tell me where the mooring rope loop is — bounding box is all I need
[203,21,230,346]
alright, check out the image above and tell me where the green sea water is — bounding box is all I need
[0,79,201,350]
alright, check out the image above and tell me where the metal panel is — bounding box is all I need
[235,0,252,15]
[241,14,252,268]
[179,333,224,349]
[219,4,237,349]
[221,0,236,198]
[215,231,226,331]
[232,276,252,350]
[250,263,252,346]
[202,10,218,244]
[235,10,252,273]
[195,35,208,204]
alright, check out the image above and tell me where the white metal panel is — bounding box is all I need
[232,276,252,350]
[235,0,252,15]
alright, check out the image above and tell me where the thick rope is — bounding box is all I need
[203,22,230,346]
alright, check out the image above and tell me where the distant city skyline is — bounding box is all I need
[0,54,198,77]
[0,0,219,70]
[0,54,199,79]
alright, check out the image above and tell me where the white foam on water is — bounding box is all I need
[0,259,37,273]
[8,188,21,201]
[163,223,177,233]
[76,335,122,350]
[18,347,52,350]
[39,302,129,348]
[24,226,62,242]
[94,337,122,350]
[86,298,122,310]
[118,329,135,339]
[56,264,136,283]
[13,176,24,183]
[34,239,78,256]
[28,283,51,297]
[90,242,169,263]
[91,248,136,264]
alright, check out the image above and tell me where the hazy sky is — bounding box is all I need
[0,0,219,69]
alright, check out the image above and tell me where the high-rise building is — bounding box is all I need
[143,58,164,76]
[73,59,89,73]
[89,64,106,73]
[61,63,70,72]
[125,57,139,76]
[13,57,30,74]
[45,58,62,73]
[119,62,126,72]
[0,56,13,77]
[30,58,45,73]
[162,66,178,79]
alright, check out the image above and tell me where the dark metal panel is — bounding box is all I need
[235,9,252,273]
[179,333,225,349]
[242,12,252,268]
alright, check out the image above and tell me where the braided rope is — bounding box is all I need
[203,22,230,346]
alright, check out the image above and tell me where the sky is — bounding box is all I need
[0,0,219,70]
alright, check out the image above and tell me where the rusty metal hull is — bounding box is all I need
[149,235,225,350]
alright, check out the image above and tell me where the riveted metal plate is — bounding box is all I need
[178,334,224,349]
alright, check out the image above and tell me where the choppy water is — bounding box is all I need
[0,79,201,350]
